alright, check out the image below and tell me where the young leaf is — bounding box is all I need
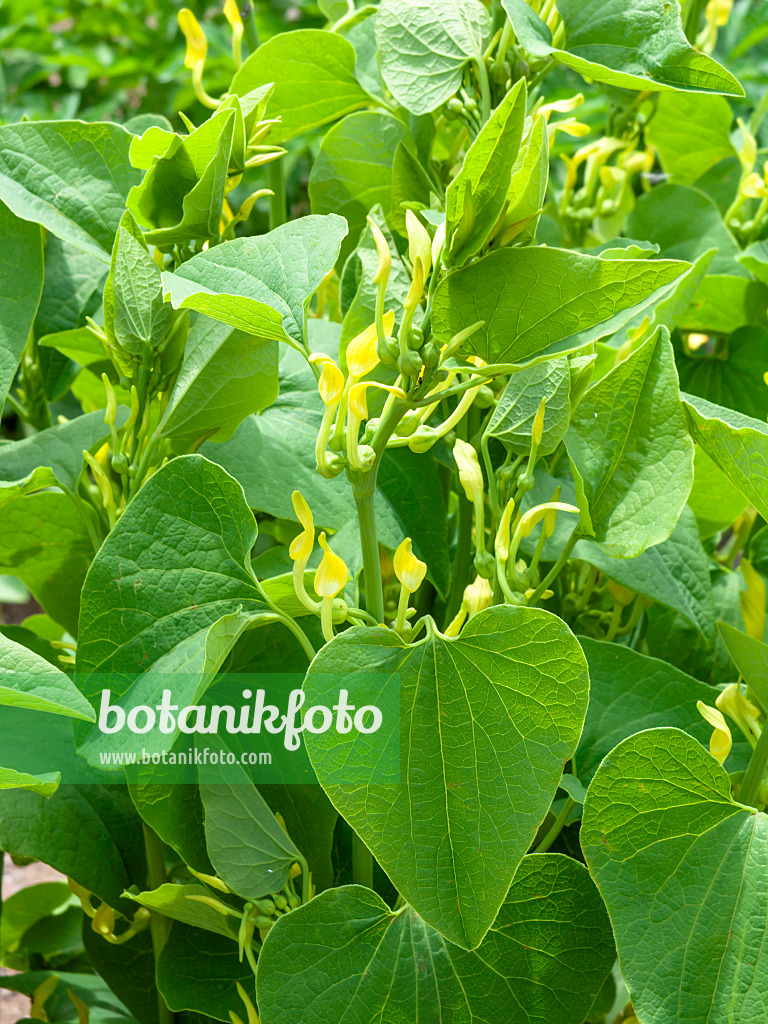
[485,355,573,457]
[303,606,589,949]
[718,621,768,712]
[256,856,614,1024]
[444,79,527,267]
[582,728,768,1024]
[161,215,348,348]
[231,29,373,141]
[431,247,689,363]
[566,329,694,558]
[645,93,737,185]
[682,394,768,522]
[0,632,94,721]
[199,754,302,900]
[125,884,237,940]
[376,0,491,115]
[502,0,743,98]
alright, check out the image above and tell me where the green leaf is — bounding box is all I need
[0,632,94,721]
[127,108,236,248]
[718,621,768,712]
[0,204,43,411]
[0,785,145,908]
[128,778,211,874]
[566,330,694,558]
[625,184,744,275]
[676,327,768,421]
[231,29,372,142]
[389,141,433,236]
[582,728,768,1024]
[161,215,348,347]
[688,446,749,538]
[34,236,106,339]
[124,884,237,940]
[444,79,527,267]
[485,355,574,457]
[200,755,302,900]
[38,327,107,368]
[431,247,690,363]
[680,276,768,334]
[645,92,736,184]
[256,855,614,1024]
[303,606,589,949]
[0,767,59,797]
[76,456,267,701]
[501,112,549,245]
[157,315,278,450]
[0,120,141,261]
[156,923,254,1022]
[682,393,768,521]
[308,112,405,268]
[376,0,491,115]
[576,640,734,782]
[0,409,123,508]
[0,492,94,635]
[738,240,768,284]
[502,0,743,97]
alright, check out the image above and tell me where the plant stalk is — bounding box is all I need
[352,835,374,890]
[526,526,580,606]
[534,797,575,853]
[268,160,287,229]
[143,825,173,1024]
[739,722,768,808]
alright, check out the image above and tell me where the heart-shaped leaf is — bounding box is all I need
[302,606,589,948]
[256,855,614,1024]
[582,728,768,1024]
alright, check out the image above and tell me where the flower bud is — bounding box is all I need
[453,439,483,504]
[394,538,427,594]
[531,398,546,449]
[315,533,349,598]
[367,216,391,286]
[289,491,314,564]
[179,9,207,69]
[406,210,432,280]
[463,576,492,618]
[310,355,344,407]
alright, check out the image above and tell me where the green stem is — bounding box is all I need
[474,56,491,124]
[526,526,580,606]
[739,722,768,808]
[268,160,286,229]
[352,835,373,890]
[243,3,259,55]
[143,825,173,1024]
[684,0,707,43]
[534,797,575,854]
[444,493,473,626]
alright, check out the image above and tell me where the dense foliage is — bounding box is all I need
[1,1,768,1022]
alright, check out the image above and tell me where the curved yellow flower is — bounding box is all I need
[697,700,732,766]
[346,312,395,379]
[315,533,350,643]
[393,538,427,594]
[289,491,318,614]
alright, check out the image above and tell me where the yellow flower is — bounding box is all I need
[346,312,395,379]
[740,558,766,641]
[346,381,407,472]
[289,491,319,614]
[696,700,732,765]
[178,9,207,69]
[531,397,546,449]
[463,576,492,618]
[393,538,427,594]
[309,354,344,407]
[717,683,763,747]
[453,439,483,504]
[406,210,432,281]
[223,0,243,66]
[315,533,348,599]
[366,216,391,286]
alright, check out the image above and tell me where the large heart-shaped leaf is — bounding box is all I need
[566,330,694,558]
[303,605,589,949]
[231,29,372,141]
[0,121,141,262]
[682,393,768,522]
[645,92,737,185]
[256,856,614,1024]
[582,728,768,1024]
[677,327,768,423]
[161,215,348,348]
[502,0,743,98]
[431,247,689,364]
[376,0,491,115]
[76,455,267,704]
[0,203,43,410]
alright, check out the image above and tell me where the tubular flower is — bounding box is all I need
[290,491,319,614]
[393,537,427,633]
[696,701,733,766]
[453,439,484,505]
[346,382,407,471]
[315,533,350,643]
[309,354,345,478]
[531,397,546,450]
[445,575,492,636]
[346,312,395,380]
[178,9,217,108]
[223,0,244,68]
[716,683,764,747]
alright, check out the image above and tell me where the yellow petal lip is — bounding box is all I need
[289,490,315,561]
[223,0,243,28]
[314,533,349,598]
[178,9,207,67]
[696,700,732,765]
[346,312,395,378]
[313,357,344,406]
[462,576,491,618]
[393,538,427,593]
[453,439,484,504]
[349,381,407,420]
